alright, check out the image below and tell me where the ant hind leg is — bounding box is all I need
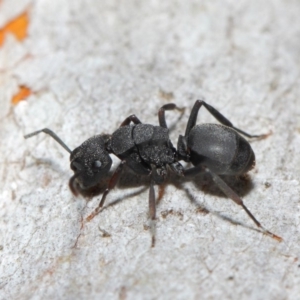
[185,100,268,139]
[205,167,282,242]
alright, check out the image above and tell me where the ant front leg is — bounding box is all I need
[158,103,185,129]
[86,161,126,222]
[185,100,268,139]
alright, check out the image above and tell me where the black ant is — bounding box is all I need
[25,100,282,246]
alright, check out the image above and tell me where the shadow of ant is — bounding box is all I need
[77,164,257,233]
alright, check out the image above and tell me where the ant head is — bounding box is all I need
[69,134,112,194]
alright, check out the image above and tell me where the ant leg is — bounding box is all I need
[183,165,206,177]
[86,161,126,221]
[24,128,72,153]
[169,161,185,176]
[204,167,282,242]
[119,114,142,127]
[149,180,156,247]
[185,100,267,139]
[158,103,185,128]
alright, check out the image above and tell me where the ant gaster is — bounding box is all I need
[25,100,282,246]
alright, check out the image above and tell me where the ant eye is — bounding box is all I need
[93,160,102,169]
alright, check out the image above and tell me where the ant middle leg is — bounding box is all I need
[149,180,156,247]
[158,103,185,129]
[185,100,267,139]
[119,115,142,127]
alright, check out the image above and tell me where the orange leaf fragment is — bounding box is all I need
[12,86,32,105]
[0,12,29,46]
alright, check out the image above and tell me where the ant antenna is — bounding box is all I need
[24,128,72,154]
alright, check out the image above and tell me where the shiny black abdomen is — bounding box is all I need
[187,124,255,175]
